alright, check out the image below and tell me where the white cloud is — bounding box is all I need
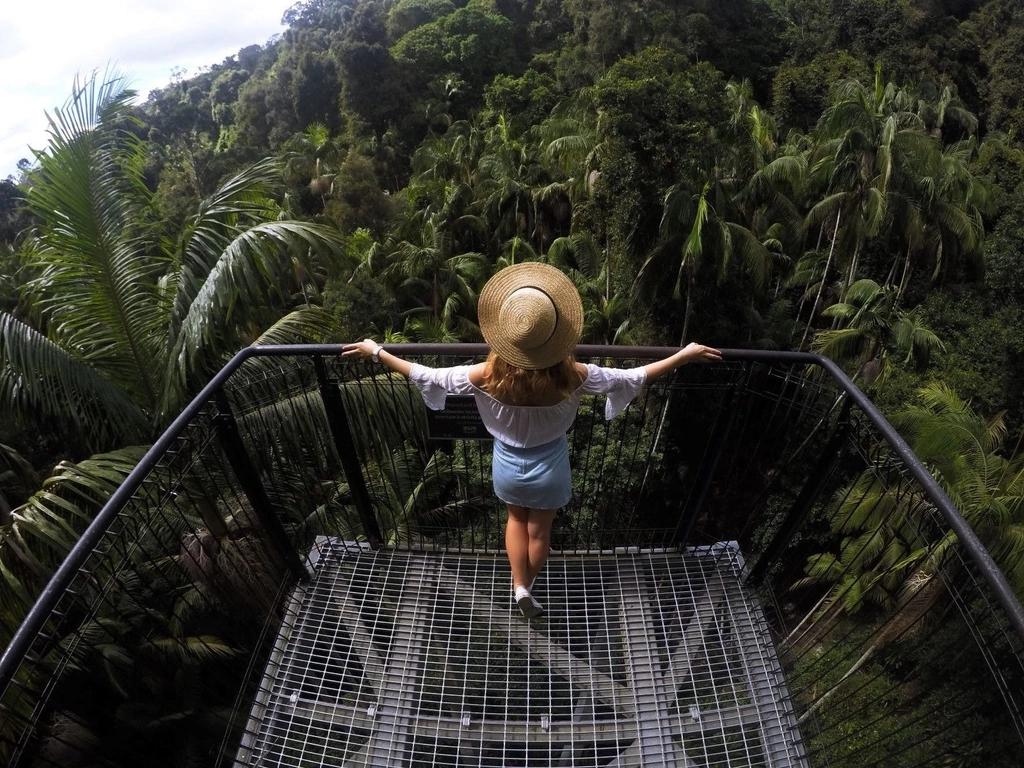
[0,0,295,177]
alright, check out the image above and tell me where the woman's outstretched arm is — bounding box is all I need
[342,338,414,377]
[643,343,722,381]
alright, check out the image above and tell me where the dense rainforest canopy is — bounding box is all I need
[2,0,1024,617]
[2,2,1024,764]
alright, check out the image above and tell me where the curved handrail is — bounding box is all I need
[3,345,1022,695]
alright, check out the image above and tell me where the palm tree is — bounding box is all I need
[411,120,483,189]
[539,90,604,206]
[907,138,988,290]
[0,72,345,453]
[891,384,1024,589]
[793,383,1024,627]
[791,384,1024,717]
[545,233,634,345]
[284,121,344,207]
[805,68,932,296]
[811,278,944,385]
[648,178,774,344]
[0,447,147,646]
[381,216,487,334]
[477,114,547,248]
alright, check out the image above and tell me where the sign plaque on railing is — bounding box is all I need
[425,395,491,440]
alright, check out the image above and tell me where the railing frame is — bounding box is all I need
[745,398,853,585]
[214,390,309,581]
[2,343,1023,703]
[674,379,745,545]
[312,355,384,548]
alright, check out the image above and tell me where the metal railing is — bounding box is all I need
[0,345,1022,767]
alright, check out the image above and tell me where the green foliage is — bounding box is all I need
[595,49,729,264]
[0,447,147,645]
[323,267,402,339]
[337,40,407,132]
[1,73,347,453]
[390,0,517,99]
[772,50,872,131]
[913,285,1024,436]
[0,178,30,250]
[386,0,457,41]
[813,279,945,385]
[484,69,559,126]
[790,618,1024,767]
[5,3,1024,763]
[294,51,344,133]
[282,0,357,30]
[329,154,397,234]
[965,1,1024,136]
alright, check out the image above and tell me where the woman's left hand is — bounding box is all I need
[680,343,722,364]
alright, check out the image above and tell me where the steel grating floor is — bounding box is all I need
[235,541,807,768]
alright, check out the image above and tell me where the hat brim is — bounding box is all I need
[478,262,583,369]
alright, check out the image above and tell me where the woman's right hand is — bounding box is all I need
[341,339,380,358]
[643,342,722,380]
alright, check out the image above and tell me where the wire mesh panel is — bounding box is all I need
[713,360,1024,767]
[235,541,806,768]
[4,345,1024,768]
[221,351,748,556]
[0,401,295,768]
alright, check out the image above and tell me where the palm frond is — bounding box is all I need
[0,312,149,449]
[140,635,241,664]
[251,306,337,346]
[812,326,869,363]
[163,220,345,415]
[724,221,772,290]
[25,71,167,411]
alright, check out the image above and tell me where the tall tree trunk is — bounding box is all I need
[884,244,909,288]
[795,224,826,326]
[784,591,843,651]
[897,255,913,301]
[0,489,12,527]
[844,238,861,296]
[798,208,841,351]
[679,272,696,346]
[796,636,882,725]
[831,238,862,331]
[797,574,943,725]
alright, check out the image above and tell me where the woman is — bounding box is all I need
[343,263,721,618]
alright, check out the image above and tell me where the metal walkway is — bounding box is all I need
[236,541,807,767]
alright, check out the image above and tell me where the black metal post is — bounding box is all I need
[313,356,384,549]
[214,391,308,581]
[672,381,744,547]
[745,406,853,585]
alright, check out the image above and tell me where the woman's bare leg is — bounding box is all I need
[505,504,532,588]
[526,508,557,587]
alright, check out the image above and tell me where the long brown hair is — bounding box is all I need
[480,351,580,405]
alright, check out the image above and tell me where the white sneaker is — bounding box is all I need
[511,576,537,593]
[514,586,543,619]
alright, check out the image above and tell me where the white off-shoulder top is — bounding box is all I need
[408,363,647,448]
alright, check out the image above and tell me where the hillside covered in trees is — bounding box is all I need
[2,2,1024,765]
[3,0,1024,617]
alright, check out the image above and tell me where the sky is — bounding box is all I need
[0,0,296,179]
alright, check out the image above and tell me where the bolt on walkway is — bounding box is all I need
[235,540,807,768]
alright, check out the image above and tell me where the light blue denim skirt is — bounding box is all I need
[492,434,572,509]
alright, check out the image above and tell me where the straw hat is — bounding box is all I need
[478,262,583,369]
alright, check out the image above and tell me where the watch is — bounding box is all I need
[371,344,383,363]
